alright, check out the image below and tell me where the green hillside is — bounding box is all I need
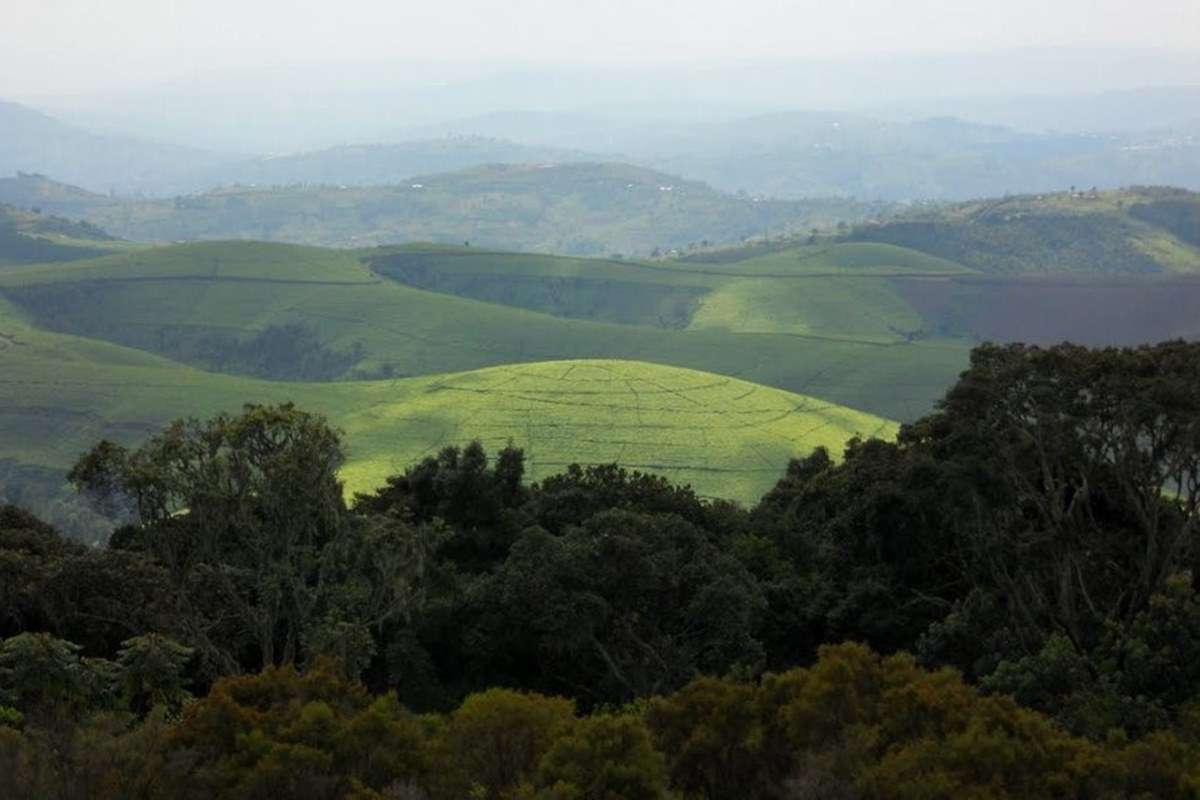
[0,240,971,421]
[0,289,894,503]
[0,166,877,257]
[369,241,970,343]
[0,203,125,265]
[845,186,1200,274]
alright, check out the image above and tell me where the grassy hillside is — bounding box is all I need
[369,241,970,343]
[0,289,895,503]
[0,167,878,257]
[0,204,127,266]
[0,240,971,421]
[846,187,1200,274]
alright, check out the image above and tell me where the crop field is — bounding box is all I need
[370,241,972,343]
[0,241,973,421]
[333,360,896,502]
[0,293,894,502]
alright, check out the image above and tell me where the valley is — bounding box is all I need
[2,182,1198,526]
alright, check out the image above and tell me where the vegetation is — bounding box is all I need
[369,242,968,343]
[0,166,877,257]
[3,340,1200,798]
[0,239,969,417]
[845,186,1200,274]
[643,111,1200,202]
[0,204,119,265]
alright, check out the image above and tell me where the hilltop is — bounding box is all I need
[0,204,122,265]
[0,166,877,256]
[845,187,1200,274]
[0,276,895,504]
[0,240,968,420]
[4,231,1200,531]
[191,137,598,188]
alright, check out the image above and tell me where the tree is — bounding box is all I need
[116,634,194,716]
[474,510,765,705]
[164,661,429,800]
[71,404,431,675]
[354,442,527,574]
[0,505,76,639]
[646,677,771,800]
[908,342,1200,655]
[535,713,669,800]
[440,688,576,800]
[0,633,115,720]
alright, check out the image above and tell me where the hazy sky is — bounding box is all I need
[5,0,1199,95]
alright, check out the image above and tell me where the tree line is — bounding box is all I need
[3,340,1200,798]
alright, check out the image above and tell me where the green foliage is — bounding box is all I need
[442,688,576,800]
[2,165,868,257]
[753,340,1200,740]
[0,633,115,718]
[470,510,766,705]
[165,662,428,800]
[0,204,113,266]
[70,403,431,675]
[116,634,194,715]
[846,187,1200,274]
[534,713,669,800]
[646,677,772,799]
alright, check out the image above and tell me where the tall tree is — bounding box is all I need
[70,404,431,676]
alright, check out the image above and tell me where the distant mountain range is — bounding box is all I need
[0,100,233,195]
[3,90,1200,202]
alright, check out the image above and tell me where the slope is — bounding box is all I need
[0,292,895,504]
[191,137,597,189]
[370,241,971,343]
[0,204,127,265]
[845,187,1200,274]
[0,240,971,421]
[0,99,235,195]
[0,167,878,257]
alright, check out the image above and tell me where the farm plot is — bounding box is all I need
[0,291,894,504]
[335,359,897,501]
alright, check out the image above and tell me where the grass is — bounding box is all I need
[0,298,895,502]
[847,187,1200,275]
[0,241,973,422]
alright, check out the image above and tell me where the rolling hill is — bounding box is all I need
[0,204,124,265]
[191,137,598,189]
[0,240,970,422]
[845,187,1200,274]
[6,223,1200,532]
[0,167,878,256]
[392,108,1200,201]
[0,279,895,507]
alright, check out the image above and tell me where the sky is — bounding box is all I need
[5,0,1200,96]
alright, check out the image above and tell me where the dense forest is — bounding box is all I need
[3,340,1200,799]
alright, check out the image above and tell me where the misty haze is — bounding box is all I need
[2,2,1200,798]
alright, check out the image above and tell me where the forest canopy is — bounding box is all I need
[3,340,1200,798]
